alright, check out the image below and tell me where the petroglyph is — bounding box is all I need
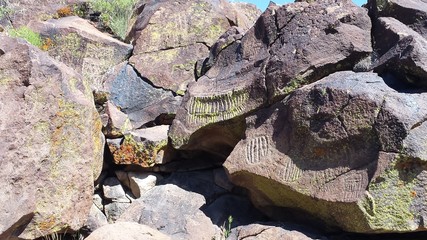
[279,160,303,182]
[186,88,249,124]
[343,173,367,201]
[245,136,269,164]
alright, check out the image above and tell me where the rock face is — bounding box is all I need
[29,16,133,91]
[0,35,103,239]
[228,223,317,240]
[169,0,372,156]
[119,184,217,240]
[85,222,171,240]
[127,0,261,94]
[225,71,427,233]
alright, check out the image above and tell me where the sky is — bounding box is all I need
[238,0,367,10]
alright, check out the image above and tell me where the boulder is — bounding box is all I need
[105,202,131,223]
[228,223,318,240]
[119,184,217,239]
[29,16,133,91]
[370,17,427,87]
[85,222,171,240]
[127,0,261,94]
[102,177,127,202]
[224,71,427,233]
[169,0,372,155]
[100,62,180,128]
[367,0,427,38]
[108,126,170,167]
[85,204,108,232]
[0,35,103,239]
[115,171,160,198]
[101,101,133,138]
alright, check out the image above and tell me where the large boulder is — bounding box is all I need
[119,184,218,239]
[0,35,103,239]
[169,0,372,156]
[85,222,171,240]
[29,16,133,91]
[224,71,427,233]
[127,0,261,94]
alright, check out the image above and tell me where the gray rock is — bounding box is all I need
[85,222,171,240]
[85,204,108,232]
[119,184,216,240]
[102,177,127,202]
[228,223,319,240]
[105,202,131,223]
[116,171,160,198]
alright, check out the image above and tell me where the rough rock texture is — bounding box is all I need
[225,71,427,233]
[119,184,217,240]
[0,35,103,239]
[127,0,261,94]
[85,204,108,232]
[228,223,317,240]
[29,16,133,91]
[0,0,83,27]
[108,126,170,167]
[100,62,180,128]
[101,101,133,138]
[367,0,427,38]
[116,171,159,198]
[85,222,171,240]
[169,0,372,155]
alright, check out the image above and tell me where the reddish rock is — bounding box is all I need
[0,35,103,239]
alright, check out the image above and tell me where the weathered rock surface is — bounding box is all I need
[85,222,171,240]
[119,184,217,239]
[169,0,372,154]
[367,0,427,38]
[225,71,427,233]
[85,204,108,232]
[101,101,133,138]
[108,126,170,167]
[0,35,103,239]
[228,223,317,240]
[116,171,160,198]
[29,16,133,91]
[127,0,261,94]
[100,62,180,128]
[369,17,427,87]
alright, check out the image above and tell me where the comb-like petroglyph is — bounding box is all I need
[278,159,303,183]
[245,136,269,164]
[342,173,367,201]
[186,88,249,124]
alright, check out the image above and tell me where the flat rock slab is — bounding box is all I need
[225,71,427,233]
[85,222,171,240]
[0,35,104,239]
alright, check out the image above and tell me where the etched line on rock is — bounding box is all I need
[245,136,269,164]
[280,160,303,183]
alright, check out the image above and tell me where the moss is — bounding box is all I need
[280,75,306,95]
[8,26,43,48]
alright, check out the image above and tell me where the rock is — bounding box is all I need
[85,222,171,240]
[228,223,318,240]
[29,16,133,91]
[85,204,108,232]
[93,194,104,211]
[0,35,104,239]
[101,101,133,138]
[100,62,180,128]
[169,0,372,154]
[370,17,427,87]
[102,177,127,202]
[119,184,217,239]
[127,0,261,94]
[116,171,160,198]
[367,0,427,38]
[224,71,427,233]
[159,170,228,203]
[105,202,131,223]
[213,167,234,192]
[0,0,83,27]
[108,126,170,167]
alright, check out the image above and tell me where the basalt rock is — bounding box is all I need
[224,71,427,233]
[127,0,261,94]
[29,16,133,91]
[0,35,104,239]
[169,0,372,156]
[85,222,171,240]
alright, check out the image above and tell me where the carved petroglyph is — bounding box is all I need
[343,173,366,201]
[280,160,303,183]
[186,88,249,124]
[245,136,269,164]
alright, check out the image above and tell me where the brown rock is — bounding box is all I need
[229,223,317,240]
[224,71,427,233]
[85,222,171,240]
[169,0,372,154]
[0,35,103,239]
[29,16,133,91]
[127,0,261,94]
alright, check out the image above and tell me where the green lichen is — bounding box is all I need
[280,75,306,95]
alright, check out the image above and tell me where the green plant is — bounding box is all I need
[222,215,233,239]
[8,26,43,48]
[0,2,13,19]
[89,0,137,40]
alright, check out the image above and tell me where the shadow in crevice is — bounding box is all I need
[380,72,427,94]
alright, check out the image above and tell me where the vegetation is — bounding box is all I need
[8,26,43,48]
[89,0,137,40]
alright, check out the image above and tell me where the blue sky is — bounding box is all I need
[237,0,367,10]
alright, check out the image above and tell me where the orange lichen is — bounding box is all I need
[41,38,53,51]
[57,6,73,18]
